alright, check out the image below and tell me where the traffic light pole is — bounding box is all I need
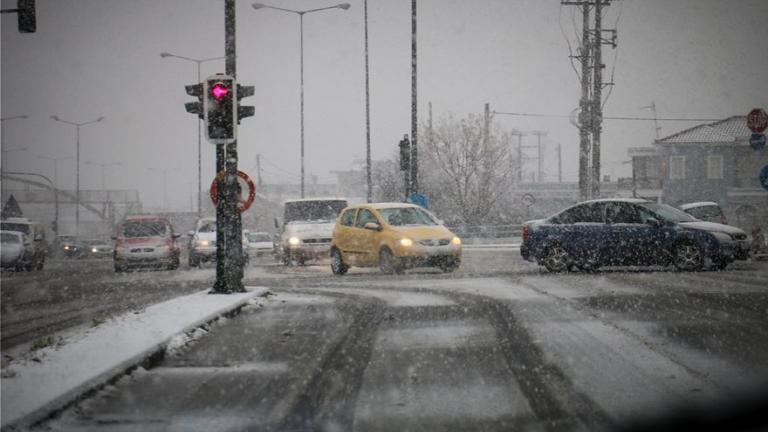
[212,0,245,294]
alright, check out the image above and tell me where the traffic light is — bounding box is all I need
[17,0,35,33]
[184,83,204,119]
[237,84,255,123]
[204,74,236,143]
[399,134,410,172]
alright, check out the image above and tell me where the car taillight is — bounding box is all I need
[522,226,530,242]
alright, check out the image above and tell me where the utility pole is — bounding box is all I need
[256,154,263,185]
[532,130,547,182]
[562,0,616,199]
[410,0,418,195]
[557,143,563,183]
[364,0,372,203]
[591,0,603,198]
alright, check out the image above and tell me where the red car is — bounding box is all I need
[112,216,181,272]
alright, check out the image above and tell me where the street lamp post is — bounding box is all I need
[50,115,105,237]
[252,2,351,198]
[159,52,224,216]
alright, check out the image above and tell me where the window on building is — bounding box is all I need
[707,155,723,180]
[669,156,685,180]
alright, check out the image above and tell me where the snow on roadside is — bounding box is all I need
[1,286,270,429]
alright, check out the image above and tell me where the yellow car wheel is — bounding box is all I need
[379,248,403,275]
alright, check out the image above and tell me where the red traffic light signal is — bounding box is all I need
[204,74,236,144]
[211,83,230,101]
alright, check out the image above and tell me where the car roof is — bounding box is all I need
[347,202,421,210]
[679,201,720,210]
[1,218,36,225]
[578,198,650,205]
[283,197,347,204]
[124,215,170,223]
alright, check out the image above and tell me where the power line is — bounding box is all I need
[492,111,722,122]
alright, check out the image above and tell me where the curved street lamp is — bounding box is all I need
[251,2,351,198]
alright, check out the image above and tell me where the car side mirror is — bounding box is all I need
[172,233,181,239]
[646,218,661,227]
[364,222,381,231]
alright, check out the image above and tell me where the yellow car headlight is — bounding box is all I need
[451,236,461,246]
[398,238,413,247]
[288,237,301,246]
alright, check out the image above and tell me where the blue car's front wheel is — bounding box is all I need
[673,242,704,271]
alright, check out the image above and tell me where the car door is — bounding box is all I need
[352,208,381,266]
[604,202,663,266]
[555,202,608,266]
[334,208,357,262]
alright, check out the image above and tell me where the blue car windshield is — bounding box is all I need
[639,203,697,223]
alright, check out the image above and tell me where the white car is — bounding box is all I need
[1,230,35,271]
[188,218,217,267]
[188,218,249,267]
[244,231,274,259]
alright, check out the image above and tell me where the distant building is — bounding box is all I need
[628,116,768,230]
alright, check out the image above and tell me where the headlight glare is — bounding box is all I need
[288,237,301,245]
[451,236,462,246]
[197,240,210,246]
[399,238,413,247]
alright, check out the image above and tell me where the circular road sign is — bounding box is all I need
[747,108,767,133]
[521,193,535,207]
[210,170,256,213]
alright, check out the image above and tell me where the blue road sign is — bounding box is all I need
[750,133,766,151]
[406,193,429,209]
[760,165,768,192]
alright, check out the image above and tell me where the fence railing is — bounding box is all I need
[447,224,523,239]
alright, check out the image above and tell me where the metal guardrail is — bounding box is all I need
[447,224,523,239]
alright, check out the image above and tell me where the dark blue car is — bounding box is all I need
[521,198,748,272]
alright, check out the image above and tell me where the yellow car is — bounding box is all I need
[330,203,462,275]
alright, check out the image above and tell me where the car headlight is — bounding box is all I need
[288,237,301,246]
[197,240,210,246]
[398,238,413,247]
[451,236,461,246]
[91,248,98,253]
[64,245,70,250]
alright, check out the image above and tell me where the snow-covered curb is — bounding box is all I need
[1,287,270,430]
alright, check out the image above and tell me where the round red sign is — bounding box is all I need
[209,170,256,213]
[747,108,767,133]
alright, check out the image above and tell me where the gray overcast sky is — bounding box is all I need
[2,0,768,211]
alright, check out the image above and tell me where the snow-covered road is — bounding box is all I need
[36,259,768,431]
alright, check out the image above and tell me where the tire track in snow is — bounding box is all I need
[277,292,386,431]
